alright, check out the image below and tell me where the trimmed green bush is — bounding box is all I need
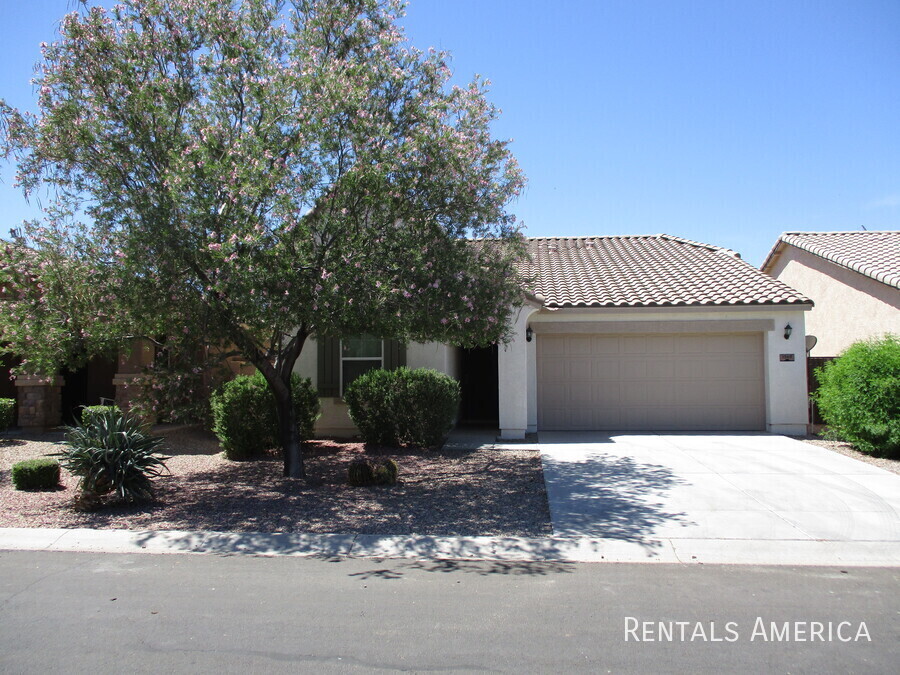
[12,458,60,490]
[345,367,460,449]
[0,397,14,431]
[209,372,320,460]
[347,457,399,486]
[80,405,119,427]
[815,335,900,457]
[57,407,168,503]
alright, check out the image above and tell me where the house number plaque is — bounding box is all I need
[779,354,795,362]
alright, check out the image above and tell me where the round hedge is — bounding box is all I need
[815,335,900,457]
[210,372,320,460]
[345,367,460,449]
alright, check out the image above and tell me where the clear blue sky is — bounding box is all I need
[2,0,898,266]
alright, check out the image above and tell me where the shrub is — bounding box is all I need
[815,335,900,457]
[345,367,460,449]
[80,405,119,427]
[12,458,60,490]
[209,372,320,460]
[0,397,14,431]
[347,458,399,486]
[57,407,169,503]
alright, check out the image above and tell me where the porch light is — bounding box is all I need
[526,326,533,342]
[784,324,792,340]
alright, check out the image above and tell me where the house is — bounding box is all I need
[301,234,813,438]
[760,231,900,357]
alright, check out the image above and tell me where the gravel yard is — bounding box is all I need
[801,436,900,475]
[0,426,552,536]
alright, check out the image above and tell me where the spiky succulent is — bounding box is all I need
[57,408,169,503]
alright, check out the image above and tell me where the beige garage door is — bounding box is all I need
[537,333,765,431]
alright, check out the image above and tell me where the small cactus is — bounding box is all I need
[375,458,399,485]
[348,458,399,486]
[348,459,375,486]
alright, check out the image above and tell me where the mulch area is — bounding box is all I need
[0,426,552,536]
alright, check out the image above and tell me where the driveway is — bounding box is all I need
[538,432,900,564]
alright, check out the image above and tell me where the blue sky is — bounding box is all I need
[2,0,898,266]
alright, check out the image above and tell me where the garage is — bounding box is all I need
[537,332,765,431]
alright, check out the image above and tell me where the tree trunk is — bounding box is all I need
[272,379,305,478]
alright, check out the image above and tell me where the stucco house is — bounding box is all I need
[760,231,900,358]
[299,234,813,438]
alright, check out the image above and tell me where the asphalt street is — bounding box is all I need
[0,551,897,673]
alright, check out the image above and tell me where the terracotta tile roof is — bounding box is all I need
[518,234,811,308]
[761,231,900,289]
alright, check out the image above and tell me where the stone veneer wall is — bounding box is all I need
[14,376,64,430]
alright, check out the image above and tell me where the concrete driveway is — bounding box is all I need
[538,432,900,564]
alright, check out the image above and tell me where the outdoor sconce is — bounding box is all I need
[784,323,793,340]
[525,326,533,342]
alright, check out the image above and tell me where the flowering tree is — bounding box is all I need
[0,0,526,477]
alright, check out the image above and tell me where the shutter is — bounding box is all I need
[316,337,340,397]
[383,339,406,370]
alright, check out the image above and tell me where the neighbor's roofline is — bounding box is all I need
[760,230,900,288]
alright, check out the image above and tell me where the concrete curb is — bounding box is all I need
[1,528,899,566]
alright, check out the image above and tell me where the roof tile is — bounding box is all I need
[518,234,811,308]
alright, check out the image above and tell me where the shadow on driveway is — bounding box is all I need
[541,451,694,545]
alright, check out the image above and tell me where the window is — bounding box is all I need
[340,335,383,395]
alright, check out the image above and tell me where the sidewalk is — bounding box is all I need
[2,527,899,566]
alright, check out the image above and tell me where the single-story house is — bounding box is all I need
[760,231,900,357]
[299,234,813,438]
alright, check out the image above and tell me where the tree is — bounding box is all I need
[0,0,526,477]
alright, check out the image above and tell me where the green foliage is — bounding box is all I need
[0,398,14,431]
[11,458,60,490]
[57,407,169,502]
[80,405,119,427]
[1,0,524,476]
[815,335,900,457]
[210,372,320,460]
[345,367,460,448]
[347,457,399,486]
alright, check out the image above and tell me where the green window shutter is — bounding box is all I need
[316,336,340,397]
[383,339,406,370]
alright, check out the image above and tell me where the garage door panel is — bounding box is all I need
[675,335,706,354]
[645,359,675,380]
[729,358,762,379]
[591,336,621,354]
[568,336,593,355]
[569,381,592,403]
[541,337,568,356]
[538,332,765,431]
[567,358,596,380]
[595,382,620,406]
[591,360,620,379]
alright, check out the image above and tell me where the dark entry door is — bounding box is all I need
[458,344,499,424]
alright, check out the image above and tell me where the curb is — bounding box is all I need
[1,528,899,567]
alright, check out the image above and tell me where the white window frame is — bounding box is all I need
[339,336,384,397]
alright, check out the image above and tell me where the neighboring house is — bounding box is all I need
[760,231,900,357]
[301,234,813,438]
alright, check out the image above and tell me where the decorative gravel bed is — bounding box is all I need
[0,426,552,536]
[801,437,900,475]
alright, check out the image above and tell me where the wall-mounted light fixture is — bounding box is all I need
[784,323,792,340]
[525,326,533,342]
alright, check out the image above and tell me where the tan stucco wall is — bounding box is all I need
[766,247,900,356]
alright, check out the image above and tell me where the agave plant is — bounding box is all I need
[57,408,169,503]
